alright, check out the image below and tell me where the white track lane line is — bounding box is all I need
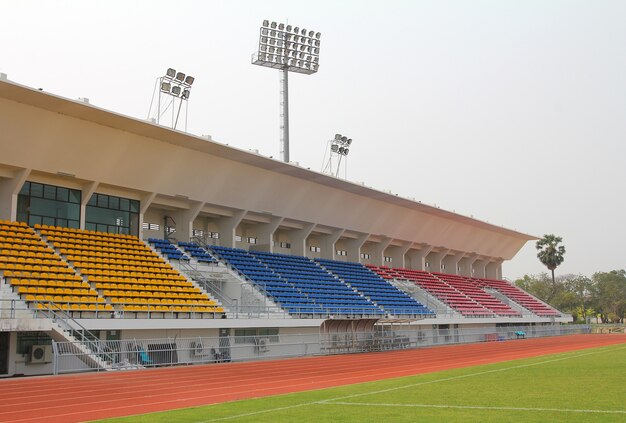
[325,402,626,415]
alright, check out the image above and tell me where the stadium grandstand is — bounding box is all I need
[0,76,570,377]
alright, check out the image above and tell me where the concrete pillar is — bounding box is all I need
[486,258,504,279]
[473,257,488,278]
[443,251,466,275]
[288,223,315,257]
[171,201,205,242]
[251,217,284,252]
[79,181,99,230]
[427,249,450,273]
[406,245,433,270]
[458,253,478,277]
[0,168,30,221]
[369,237,392,266]
[344,233,369,263]
[138,192,156,240]
[385,241,413,268]
[320,228,344,260]
[216,210,247,248]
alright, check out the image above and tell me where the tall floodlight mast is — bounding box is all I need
[252,20,321,162]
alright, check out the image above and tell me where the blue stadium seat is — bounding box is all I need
[209,246,382,317]
[315,259,434,317]
[178,241,216,264]
[147,238,190,261]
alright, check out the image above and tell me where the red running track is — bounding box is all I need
[0,334,624,423]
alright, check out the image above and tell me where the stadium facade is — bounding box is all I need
[0,77,570,377]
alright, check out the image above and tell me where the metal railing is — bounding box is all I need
[0,297,573,321]
[51,324,591,375]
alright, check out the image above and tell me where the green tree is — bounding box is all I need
[515,272,568,308]
[591,270,626,323]
[536,234,566,288]
[564,275,594,322]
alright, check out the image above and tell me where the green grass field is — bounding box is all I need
[101,344,626,423]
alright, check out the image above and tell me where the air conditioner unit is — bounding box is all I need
[28,345,52,364]
[255,337,270,353]
[191,341,206,357]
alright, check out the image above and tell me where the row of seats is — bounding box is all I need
[86,275,194,288]
[38,225,221,314]
[370,266,496,316]
[9,279,90,289]
[210,246,327,314]
[121,305,221,313]
[432,272,520,316]
[37,302,114,312]
[178,241,216,264]
[147,238,190,261]
[367,265,560,317]
[251,251,383,316]
[94,282,200,293]
[209,246,434,317]
[318,260,433,316]
[473,277,560,316]
[0,222,102,306]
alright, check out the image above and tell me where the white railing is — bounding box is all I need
[51,324,591,375]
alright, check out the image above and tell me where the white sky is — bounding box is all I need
[2,0,625,280]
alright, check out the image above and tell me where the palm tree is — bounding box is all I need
[536,234,566,286]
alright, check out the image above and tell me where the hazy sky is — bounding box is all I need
[2,0,625,279]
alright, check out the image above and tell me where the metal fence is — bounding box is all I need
[0,297,572,321]
[52,324,590,375]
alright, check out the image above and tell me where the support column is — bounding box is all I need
[458,253,479,277]
[344,233,369,263]
[473,257,488,278]
[252,217,284,252]
[216,210,247,248]
[486,258,504,279]
[138,192,156,240]
[320,228,344,260]
[0,168,30,221]
[428,249,450,273]
[406,245,433,270]
[444,251,466,275]
[288,223,315,257]
[172,201,205,242]
[369,237,392,266]
[385,241,413,268]
[79,181,99,230]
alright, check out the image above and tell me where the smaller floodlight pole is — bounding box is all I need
[148,68,195,131]
[253,21,321,163]
[321,134,352,178]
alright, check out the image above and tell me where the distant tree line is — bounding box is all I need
[515,270,626,323]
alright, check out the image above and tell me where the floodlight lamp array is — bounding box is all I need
[253,20,321,74]
[160,68,194,99]
[331,133,352,156]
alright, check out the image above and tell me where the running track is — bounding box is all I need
[0,334,624,423]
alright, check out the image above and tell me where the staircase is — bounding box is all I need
[483,288,532,316]
[44,307,113,373]
[159,240,288,319]
[389,278,458,316]
[0,279,112,372]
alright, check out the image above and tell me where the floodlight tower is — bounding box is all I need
[322,134,352,178]
[252,20,321,162]
[148,68,195,131]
